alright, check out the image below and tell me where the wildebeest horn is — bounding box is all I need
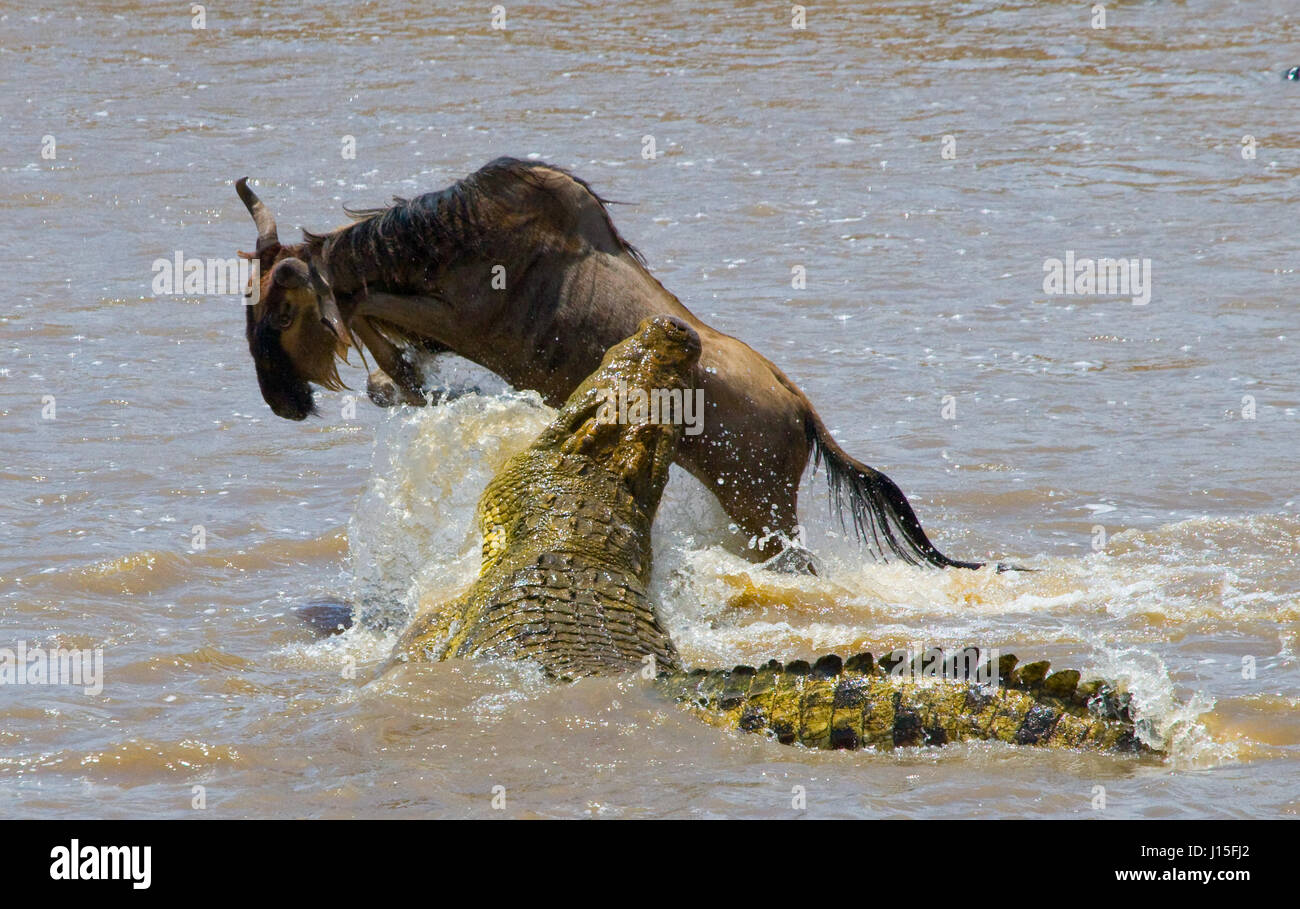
[235,176,279,254]
[309,259,352,348]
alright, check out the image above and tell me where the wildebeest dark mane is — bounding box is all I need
[304,157,644,296]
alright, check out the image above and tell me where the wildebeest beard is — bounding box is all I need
[246,305,317,420]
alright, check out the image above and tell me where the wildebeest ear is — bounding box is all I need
[308,260,352,348]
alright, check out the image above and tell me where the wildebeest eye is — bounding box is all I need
[273,309,293,329]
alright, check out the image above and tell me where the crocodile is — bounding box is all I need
[389,315,1157,755]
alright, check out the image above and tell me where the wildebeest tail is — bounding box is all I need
[805,409,983,569]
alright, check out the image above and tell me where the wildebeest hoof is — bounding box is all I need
[366,369,427,408]
[762,545,822,576]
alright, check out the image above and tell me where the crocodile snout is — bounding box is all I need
[642,315,701,360]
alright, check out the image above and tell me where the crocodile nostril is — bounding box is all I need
[648,316,700,354]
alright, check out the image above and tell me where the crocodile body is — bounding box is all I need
[390,316,1154,754]
[391,315,690,678]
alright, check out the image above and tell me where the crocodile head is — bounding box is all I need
[391,316,701,671]
[533,315,702,505]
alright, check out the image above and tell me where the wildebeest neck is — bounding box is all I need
[304,158,695,405]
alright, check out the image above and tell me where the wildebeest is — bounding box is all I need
[236,158,998,570]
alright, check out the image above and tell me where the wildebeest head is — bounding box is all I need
[236,178,352,420]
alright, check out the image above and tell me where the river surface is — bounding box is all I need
[2,0,1297,818]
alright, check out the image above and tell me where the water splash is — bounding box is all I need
[337,391,1298,765]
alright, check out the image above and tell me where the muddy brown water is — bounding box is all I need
[1,0,1297,818]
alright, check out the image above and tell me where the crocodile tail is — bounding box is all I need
[655,650,1155,754]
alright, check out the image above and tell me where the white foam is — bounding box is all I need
[336,391,1292,763]
[346,390,553,615]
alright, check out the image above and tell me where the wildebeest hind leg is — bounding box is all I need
[725,482,820,575]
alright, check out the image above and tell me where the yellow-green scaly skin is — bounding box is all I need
[656,652,1151,753]
[389,316,1158,755]
[391,316,692,678]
